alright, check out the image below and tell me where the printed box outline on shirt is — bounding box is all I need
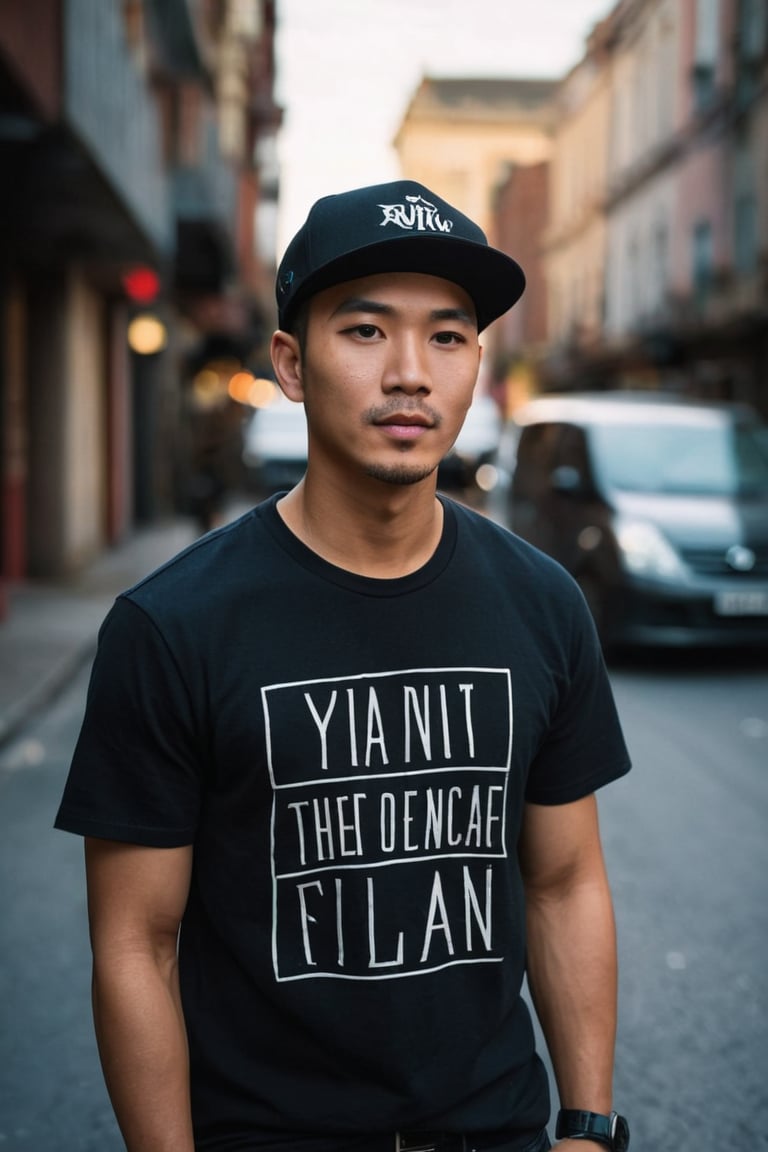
[262,666,513,982]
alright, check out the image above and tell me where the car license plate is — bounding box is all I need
[714,590,768,616]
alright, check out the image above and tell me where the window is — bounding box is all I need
[591,421,768,495]
[695,0,719,63]
[656,3,677,138]
[692,0,719,109]
[737,0,767,103]
[692,220,713,303]
[734,144,757,274]
[735,194,758,274]
[513,424,562,502]
[740,0,767,59]
[652,222,669,313]
[628,235,642,324]
[554,425,592,487]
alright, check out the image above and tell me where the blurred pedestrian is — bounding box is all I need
[56,181,631,1152]
[183,392,245,534]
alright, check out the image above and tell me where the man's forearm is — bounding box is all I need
[92,949,194,1152]
[524,866,618,1113]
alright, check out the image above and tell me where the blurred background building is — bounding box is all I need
[555,0,768,414]
[0,0,765,617]
[393,76,557,239]
[0,0,280,608]
[393,76,556,409]
[395,0,767,421]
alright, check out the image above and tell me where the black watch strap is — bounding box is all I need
[555,1109,630,1151]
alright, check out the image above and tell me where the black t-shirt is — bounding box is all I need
[56,495,630,1152]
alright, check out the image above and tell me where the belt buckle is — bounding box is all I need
[396,1134,467,1152]
[395,1134,440,1152]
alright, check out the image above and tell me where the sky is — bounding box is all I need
[273,0,614,251]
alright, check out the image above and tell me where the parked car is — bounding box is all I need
[498,392,768,649]
[242,394,308,494]
[438,393,501,493]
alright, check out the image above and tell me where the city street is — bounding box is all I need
[3,3,768,1150]
[1,649,767,1151]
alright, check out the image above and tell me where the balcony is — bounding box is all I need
[173,116,238,295]
[174,120,237,226]
[64,0,170,254]
[0,0,170,268]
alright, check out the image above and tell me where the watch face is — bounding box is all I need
[611,1113,630,1152]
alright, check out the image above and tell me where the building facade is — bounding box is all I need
[491,161,550,409]
[393,77,556,242]
[393,75,558,403]
[392,3,767,419]
[0,0,280,616]
[542,30,613,376]
[542,0,767,416]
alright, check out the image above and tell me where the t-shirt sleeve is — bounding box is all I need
[525,586,631,805]
[54,595,203,846]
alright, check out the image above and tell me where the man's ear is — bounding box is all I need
[270,329,304,402]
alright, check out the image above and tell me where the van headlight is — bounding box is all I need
[615,518,686,579]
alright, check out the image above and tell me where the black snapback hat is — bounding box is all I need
[276,180,525,334]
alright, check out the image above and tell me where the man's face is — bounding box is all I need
[294,272,482,488]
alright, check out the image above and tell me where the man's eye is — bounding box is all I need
[434,331,464,345]
[352,323,379,338]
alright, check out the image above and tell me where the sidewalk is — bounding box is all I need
[0,516,200,748]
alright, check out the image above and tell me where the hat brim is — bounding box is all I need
[279,234,525,334]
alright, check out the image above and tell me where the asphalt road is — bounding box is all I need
[601,648,768,1149]
[1,649,767,1150]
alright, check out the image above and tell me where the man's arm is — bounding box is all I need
[519,795,618,1150]
[85,838,194,1152]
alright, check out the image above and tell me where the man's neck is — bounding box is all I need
[276,476,444,579]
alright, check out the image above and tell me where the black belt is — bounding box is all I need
[397,1137,466,1152]
[396,1133,462,1152]
[376,1128,547,1152]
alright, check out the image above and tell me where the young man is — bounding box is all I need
[56,181,631,1152]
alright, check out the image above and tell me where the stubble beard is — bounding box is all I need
[363,460,438,486]
[362,398,443,486]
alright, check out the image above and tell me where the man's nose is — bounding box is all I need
[381,333,432,394]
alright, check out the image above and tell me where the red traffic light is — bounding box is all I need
[122,266,161,303]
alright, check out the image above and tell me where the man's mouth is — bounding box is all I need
[376,413,432,427]
[365,401,441,443]
[374,413,433,440]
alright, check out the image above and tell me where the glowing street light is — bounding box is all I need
[127,313,167,355]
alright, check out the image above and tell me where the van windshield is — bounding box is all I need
[589,421,768,496]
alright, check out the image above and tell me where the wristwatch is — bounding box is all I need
[555,1109,630,1151]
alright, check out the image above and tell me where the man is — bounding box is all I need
[56,181,631,1152]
